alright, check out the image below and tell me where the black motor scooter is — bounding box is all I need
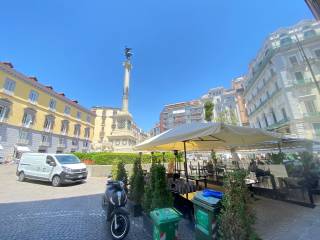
[102,180,130,239]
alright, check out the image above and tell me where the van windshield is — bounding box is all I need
[55,155,81,164]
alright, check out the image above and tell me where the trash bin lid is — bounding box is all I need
[150,208,182,226]
[192,191,221,207]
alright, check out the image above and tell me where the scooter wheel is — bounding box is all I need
[109,214,130,240]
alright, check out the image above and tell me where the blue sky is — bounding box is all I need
[0,1,313,131]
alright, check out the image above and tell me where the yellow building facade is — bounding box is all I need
[0,62,95,161]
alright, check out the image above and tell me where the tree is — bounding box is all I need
[229,109,239,125]
[115,160,128,186]
[129,158,144,204]
[151,164,173,210]
[143,164,173,212]
[204,101,214,122]
[215,110,227,123]
[143,163,157,212]
[218,169,259,240]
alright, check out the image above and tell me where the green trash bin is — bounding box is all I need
[150,208,182,240]
[192,191,222,240]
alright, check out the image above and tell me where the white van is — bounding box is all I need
[16,153,87,187]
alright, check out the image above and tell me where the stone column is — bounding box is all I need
[122,61,131,112]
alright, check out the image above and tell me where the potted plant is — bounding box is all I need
[129,158,144,216]
[115,160,128,187]
[142,163,173,231]
[218,169,260,240]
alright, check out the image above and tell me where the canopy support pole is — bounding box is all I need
[183,141,189,200]
[184,141,189,182]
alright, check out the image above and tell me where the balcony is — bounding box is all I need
[40,141,50,147]
[57,142,67,148]
[248,88,280,117]
[245,48,276,93]
[17,138,29,145]
[266,119,289,131]
[303,112,320,118]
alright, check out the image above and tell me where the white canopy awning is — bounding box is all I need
[15,145,31,152]
[135,122,282,151]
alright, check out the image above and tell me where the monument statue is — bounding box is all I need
[124,47,132,61]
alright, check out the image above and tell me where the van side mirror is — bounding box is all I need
[46,158,56,167]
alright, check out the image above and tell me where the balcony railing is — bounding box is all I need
[266,119,289,130]
[248,88,280,117]
[17,139,29,145]
[303,112,320,118]
[40,141,50,147]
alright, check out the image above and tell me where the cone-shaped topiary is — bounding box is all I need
[115,160,128,186]
[151,164,173,210]
[143,163,157,212]
[218,169,259,240]
[130,158,144,204]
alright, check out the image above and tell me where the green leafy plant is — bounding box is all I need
[151,164,173,210]
[129,158,145,205]
[74,152,175,165]
[270,152,286,164]
[115,160,128,186]
[204,101,214,122]
[218,169,259,240]
[143,163,157,212]
[143,163,173,212]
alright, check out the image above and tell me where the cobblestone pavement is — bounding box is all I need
[1,165,320,240]
[0,165,193,240]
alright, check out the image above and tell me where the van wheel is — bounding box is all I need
[18,172,25,182]
[52,175,61,187]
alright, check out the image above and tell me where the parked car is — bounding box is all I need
[16,153,87,187]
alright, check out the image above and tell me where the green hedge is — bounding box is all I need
[74,152,177,165]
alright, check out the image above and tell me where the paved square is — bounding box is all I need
[1,165,320,240]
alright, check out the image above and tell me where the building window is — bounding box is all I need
[76,111,82,120]
[271,108,277,123]
[74,124,81,137]
[19,130,29,141]
[72,139,78,146]
[49,99,56,111]
[257,118,262,128]
[263,113,268,127]
[3,78,16,94]
[304,29,316,38]
[61,120,69,134]
[305,100,317,113]
[43,115,54,132]
[313,123,320,136]
[0,99,11,122]
[86,115,91,123]
[289,56,298,65]
[281,108,288,121]
[64,106,71,115]
[294,72,304,83]
[29,90,39,103]
[118,119,125,129]
[22,112,34,128]
[84,127,90,138]
[280,36,292,46]
[41,134,50,144]
[315,49,320,58]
